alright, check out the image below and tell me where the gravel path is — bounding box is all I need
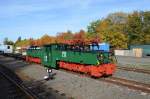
[115,56,150,84]
[0,55,150,99]
[116,56,150,70]
[114,69,150,84]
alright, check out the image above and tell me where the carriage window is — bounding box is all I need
[56,45,67,50]
[55,45,58,49]
[7,46,10,49]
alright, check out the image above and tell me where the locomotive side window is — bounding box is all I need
[56,44,67,51]
[7,46,10,49]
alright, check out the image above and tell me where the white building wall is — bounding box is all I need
[115,49,143,57]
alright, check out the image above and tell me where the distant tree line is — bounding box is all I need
[87,11,150,48]
[3,37,14,45]
[4,11,150,49]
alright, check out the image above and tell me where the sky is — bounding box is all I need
[0,0,150,42]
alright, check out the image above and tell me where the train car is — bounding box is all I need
[41,43,115,77]
[26,43,116,77]
[0,44,13,55]
[26,46,42,64]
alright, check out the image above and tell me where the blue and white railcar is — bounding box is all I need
[0,44,13,54]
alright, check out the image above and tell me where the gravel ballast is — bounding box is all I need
[116,56,150,70]
[114,69,150,84]
[0,55,150,99]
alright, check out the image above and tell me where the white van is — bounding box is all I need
[0,44,13,54]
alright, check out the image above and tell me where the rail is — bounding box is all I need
[0,65,38,99]
[117,66,150,74]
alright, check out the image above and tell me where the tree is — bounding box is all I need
[15,36,22,47]
[40,34,55,45]
[15,39,32,47]
[87,14,128,49]
[72,30,86,44]
[107,12,128,24]
[126,11,150,45]
[3,37,14,45]
[96,19,128,48]
[11,11,150,48]
[56,30,74,44]
[3,37,8,45]
[127,11,142,44]
[142,11,150,44]
[17,36,21,42]
[87,20,100,38]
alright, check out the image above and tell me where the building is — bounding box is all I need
[130,45,150,57]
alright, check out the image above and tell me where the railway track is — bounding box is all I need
[117,66,150,74]
[102,77,150,93]
[22,80,55,99]
[0,74,30,99]
[1,55,150,94]
[22,80,68,99]
[60,69,150,93]
[0,66,36,99]
[0,64,67,99]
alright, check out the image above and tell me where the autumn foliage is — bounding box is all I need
[15,29,102,47]
[31,35,55,46]
[14,11,150,49]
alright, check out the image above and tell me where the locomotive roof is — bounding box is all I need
[43,43,91,46]
[28,46,41,49]
[43,43,73,47]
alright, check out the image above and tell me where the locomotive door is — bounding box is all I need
[44,46,52,66]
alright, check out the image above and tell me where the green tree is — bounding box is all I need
[87,17,128,49]
[142,11,150,44]
[96,19,128,48]
[3,37,14,45]
[56,30,73,43]
[87,20,101,38]
[127,11,143,44]
[126,11,150,45]
[107,12,128,24]
[15,39,31,47]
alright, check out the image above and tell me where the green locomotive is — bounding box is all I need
[26,43,116,77]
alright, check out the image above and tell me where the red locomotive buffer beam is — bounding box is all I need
[59,61,116,77]
[26,56,41,64]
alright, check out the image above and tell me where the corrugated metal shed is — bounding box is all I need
[130,45,150,56]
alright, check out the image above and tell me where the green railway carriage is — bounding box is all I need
[26,43,116,77]
[41,44,111,68]
[26,46,42,58]
[26,46,43,63]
